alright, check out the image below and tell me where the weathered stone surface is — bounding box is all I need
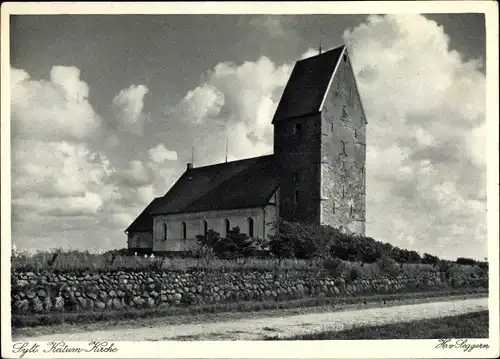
[10,266,486,316]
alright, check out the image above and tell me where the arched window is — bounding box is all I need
[247,217,254,238]
[224,219,230,236]
[163,223,167,241]
[203,220,208,237]
[340,140,347,156]
[181,221,187,240]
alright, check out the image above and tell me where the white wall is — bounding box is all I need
[152,206,277,252]
[127,231,153,249]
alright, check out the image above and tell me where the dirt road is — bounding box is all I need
[13,297,488,341]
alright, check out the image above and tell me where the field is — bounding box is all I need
[270,310,489,340]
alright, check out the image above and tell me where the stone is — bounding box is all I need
[31,297,44,313]
[173,293,182,301]
[133,296,145,307]
[297,284,305,294]
[109,290,117,298]
[77,297,88,308]
[95,301,106,309]
[147,297,155,308]
[26,290,36,299]
[16,279,29,287]
[112,298,122,310]
[54,296,64,311]
[150,291,159,298]
[15,299,30,312]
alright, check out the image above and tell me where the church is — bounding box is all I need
[125,45,367,254]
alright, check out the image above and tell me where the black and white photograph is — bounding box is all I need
[1,1,499,358]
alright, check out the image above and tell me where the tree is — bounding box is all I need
[214,226,256,258]
[422,253,440,266]
[196,229,220,249]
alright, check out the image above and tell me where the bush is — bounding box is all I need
[322,257,346,277]
[195,227,260,259]
[376,257,401,277]
[456,257,476,266]
[346,265,363,283]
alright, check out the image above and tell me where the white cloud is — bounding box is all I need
[11,66,99,141]
[111,84,149,134]
[181,84,224,124]
[344,14,486,258]
[300,48,319,59]
[12,140,112,199]
[148,144,178,163]
[249,16,294,38]
[176,56,292,164]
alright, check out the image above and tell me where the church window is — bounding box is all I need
[342,186,345,198]
[225,219,230,236]
[181,222,187,240]
[163,223,167,241]
[343,54,347,62]
[293,123,302,135]
[331,122,334,133]
[247,217,254,238]
[203,220,208,238]
[332,201,335,214]
[294,190,300,204]
[341,141,347,156]
[293,171,299,182]
[350,205,354,218]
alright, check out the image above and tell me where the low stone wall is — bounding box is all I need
[11,268,487,315]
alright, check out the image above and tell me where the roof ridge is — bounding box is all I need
[188,154,273,171]
[297,44,346,62]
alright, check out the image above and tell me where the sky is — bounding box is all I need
[8,13,488,260]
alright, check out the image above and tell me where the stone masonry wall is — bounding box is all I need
[320,49,366,235]
[11,268,487,315]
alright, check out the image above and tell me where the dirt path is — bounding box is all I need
[13,297,488,341]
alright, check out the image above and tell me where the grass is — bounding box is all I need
[11,287,487,336]
[12,249,483,279]
[270,310,489,340]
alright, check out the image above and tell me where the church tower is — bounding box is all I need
[272,45,367,235]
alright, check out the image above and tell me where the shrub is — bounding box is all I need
[422,253,440,266]
[376,256,401,277]
[195,227,260,259]
[346,265,363,283]
[456,257,476,266]
[268,219,427,266]
[322,257,346,277]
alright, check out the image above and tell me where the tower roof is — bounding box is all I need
[272,45,346,123]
